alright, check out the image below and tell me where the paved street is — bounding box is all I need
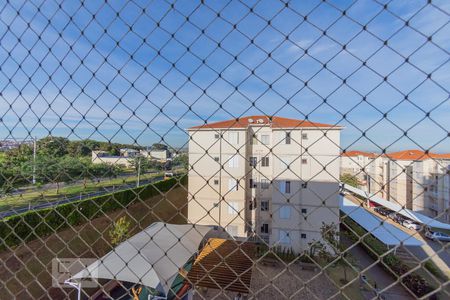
[0,176,163,219]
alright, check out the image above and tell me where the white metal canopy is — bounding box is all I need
[340,196,423,246]
[68,222,213,296]
[342,184,450,231]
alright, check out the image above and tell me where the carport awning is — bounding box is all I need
[340,196,423,246]
[68,222,213,295]
[342,184,450,231]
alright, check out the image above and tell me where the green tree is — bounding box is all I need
[109,216,131,246]
[173,153,188,170]
[37,136,69,157]
[340,173,360,188]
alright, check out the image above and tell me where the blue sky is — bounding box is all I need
[0,0,449,152]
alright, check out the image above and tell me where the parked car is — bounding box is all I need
[402,219,421,230]
[425,231,450,242]
[395,215,407,224]
[374,207,392,216]
[388,212,406,224]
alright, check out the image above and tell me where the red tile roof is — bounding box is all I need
[188,115,340,130]
[386,150,450,161]
[341,150,377,158]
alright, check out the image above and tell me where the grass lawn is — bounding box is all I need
[0,172,166,211]
[0,186,188,299]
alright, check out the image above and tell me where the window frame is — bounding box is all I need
[261,134,270,145]
[261,201,269,211]
[249,156,257,167]
[261,156,270,167]
[261,223,269,234]
[285,132,291,144]
[261,179,270,189]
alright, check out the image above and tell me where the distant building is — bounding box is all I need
[119,148,140,158]
[91,150,133,167]
[187,115,342,253]
[140,148,171,162]
[343,149,450,223]
[340,151,377,187]
[150,149,170,162]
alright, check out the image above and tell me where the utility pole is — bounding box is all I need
[32,137,36,185]
[137,157,141,187]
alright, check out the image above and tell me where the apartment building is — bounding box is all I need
[187,116,342,252]
[340,151,377,185]
[412,156,450,222]
[365,150,450,222]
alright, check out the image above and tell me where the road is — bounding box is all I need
[0,176,163,219]
[7,171,160,196]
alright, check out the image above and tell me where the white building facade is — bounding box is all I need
[187,116,342,252]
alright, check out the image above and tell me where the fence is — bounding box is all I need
[0,0,449,299]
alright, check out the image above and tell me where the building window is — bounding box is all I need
[301,208,307,214]
[214,157,219,162]
[261,179,270,189]
[302,133,308,140]
[301,233,307,239]
[279,181,291,193]
[261,134,270,145]
[228,202,239,215]
[279,206,291,219]
[249,178,256,188]
[261,156,269,167]
[249,156,257,167]
[228,178,238,191]
[228,155,239,168]
[214,179,219,185]
[279,230,291,244]
[227,225,238,236]
[285,132,291,144]
[228,131,239,145]
[261,223,269,234]
[215,133,220,139]
[261,201,269,211]
[302,158,308,164]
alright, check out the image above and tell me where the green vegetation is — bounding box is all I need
[340,173,360,188]
[0,176,186,250]
[0,136,183,200]
[109,216,131,246]
[172,153,188,170]
[0,171,165,211]
[0,136,137,190]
